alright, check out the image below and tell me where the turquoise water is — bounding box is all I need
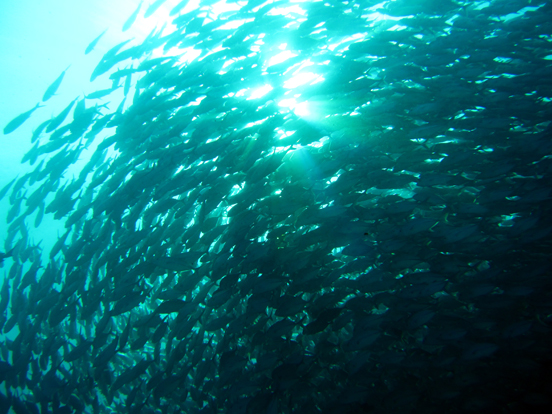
[1,1,552,413]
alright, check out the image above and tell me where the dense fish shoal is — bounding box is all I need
[1,0,552,413]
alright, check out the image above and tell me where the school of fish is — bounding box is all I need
[1,0,552,413]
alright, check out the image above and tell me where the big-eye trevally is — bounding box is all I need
[3,103,43,134]
[84,28,108,55]
[42,65,71,102]
[122,1,143,32]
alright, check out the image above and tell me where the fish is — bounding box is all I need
[31,118,53,143]
[0,178,17,202]
[85,29,108,54]
[93,335,119,367]
[42,65,71,102]
[122,1,143,32]
[64,338,93,362]
[111,358,152,393]
[89,39,135,82]
[3,103,43,134]
[85,87,119,100]
[144,0,168,18]
[0,248,14,267]
[2,1,552,413]
[44,97,78,133]
[169,0,190,17]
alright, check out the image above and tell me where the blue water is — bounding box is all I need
[1,1,552,413]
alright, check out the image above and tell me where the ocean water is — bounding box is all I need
[1,0,552,413]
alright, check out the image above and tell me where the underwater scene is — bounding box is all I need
[1,0,552,413]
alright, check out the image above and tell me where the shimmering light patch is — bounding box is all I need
[203,45,225,61]
[308,136,328,148]
[229,183,244,197]
[221,56,246,71]
[244,117,270,128]
[278,97,296,110]
[217,18,253,31]
[494,57,512,63]
[206,136,221,145]
[498,214,520,227]
[251,33,266,53]
[387,24,409,31]
[332,246,345,256]
[187,96,207,107]
[210,0,245,23]
[248,85,273,100]
[175,47,202,65]
[471,1,491,11]
[365,5,411,21]
[283,72,321,89]
[294,101,310,117]
[276,128,296,140]
[250,43,263,53]
[135,217,144,232]
[311,26,326,36]
[424,158,445,164]
[278,97,314,120]
[373,303,390,315]
[498,5,543,22]
[234,88,248,98]
[258,231,269,243]
[267,50,298,67]
[261,3,307,17]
